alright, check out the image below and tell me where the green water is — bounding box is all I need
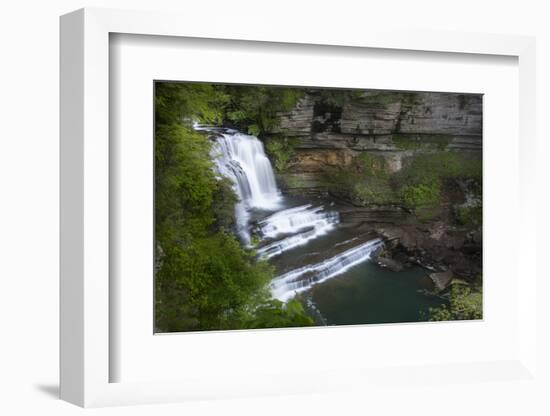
[267,225,448,326]
[255,195,448,326]
[305,262,446,326]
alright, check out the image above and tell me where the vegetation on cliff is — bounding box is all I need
[322,153,396,205]
[155,83,483,330]
[264,136,299,172]
[394,152,481,221]
[222,85,305,136]
[428,284,483,321]
[320,150,482,224]
[155,82,312,332]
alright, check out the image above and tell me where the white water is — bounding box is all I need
[271,239,383,302]
[196,125,382,303]
[212,131,281,209]
[258,204,338,239]
[205,128,281,242]
[256,220,336,259]
[198,125,339,247]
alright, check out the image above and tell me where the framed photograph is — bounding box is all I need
[152,81,483,333]
[60,8,539,408]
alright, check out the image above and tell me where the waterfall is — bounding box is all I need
[195,124,383,304]
[198,125,339,248]
[212,131,281,210]
[271,239,383,302]
[256,205,339,259]
[256,224,334,259]
[203,127,281,243]
[257,204,338,239]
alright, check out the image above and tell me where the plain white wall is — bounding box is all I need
[1,0,548,415]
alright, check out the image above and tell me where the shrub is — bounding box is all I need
[455,205,482,227]
[321,153,397,206]
[394,152,481,216]
[154,82,314,332]
[265,137,299,172]
[223,86,305,135]
[428,284,482,321]
[399,181,441,210]
[355,153,388,178]
[396,152,482,186]
[353,181,395,205]
[245,299,314,329]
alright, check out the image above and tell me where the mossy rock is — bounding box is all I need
[392,134,453,151]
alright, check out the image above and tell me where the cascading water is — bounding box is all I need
[257,204,338,239]
[256,224,334,260]
[213,131,281,210]
[198,125,338,248]
[196,124,382,304]
[256,205,339,259]
[271,238,383,302]
[203,127,281,243]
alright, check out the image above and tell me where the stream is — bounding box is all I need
[198,125,446,325]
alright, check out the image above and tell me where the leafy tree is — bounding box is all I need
[222,85,305,135]
[155,82,228,126]
[246,299,314,329]
[154,82,314,332]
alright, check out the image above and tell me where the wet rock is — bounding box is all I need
[339,205,410,225]
[429,270,454,291]
[370,245,384,261]
[472,229,482,245]
[376,256,404,272]
[263,90,483,282]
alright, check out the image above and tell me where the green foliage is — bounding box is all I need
[394,152,482,217]
[399,182,441,210]
[155,82,228,126]
[265,137,299,172]
[156,233,274,331]
[249,234,262,248]
[428,284,483,321]
[355,152,388,178]
[455,205,482,228]
[155,123,217,244]
[316,89,363,107]
[322,153,396,205]
[155,82,313,332]
[245,299,315,328]
[352,181,395,205]
[223,86,305,136]
[393,134,452,151]
[322,150,482,220]
[280,174,307,190]
[396,152,482,185]
[211,177,239,231]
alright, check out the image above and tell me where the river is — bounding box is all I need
[199,125,447,325]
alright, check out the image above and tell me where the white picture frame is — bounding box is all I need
[60,7,538,408]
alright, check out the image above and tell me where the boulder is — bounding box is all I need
[376,256,404,272]
[429,270,454,291]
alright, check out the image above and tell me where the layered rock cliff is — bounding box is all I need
[264,90,483,283]
[268,90,482,182]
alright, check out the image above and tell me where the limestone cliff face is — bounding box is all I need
[264,90,483,280]
[268,90,482,179]
[272,91,482,144]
